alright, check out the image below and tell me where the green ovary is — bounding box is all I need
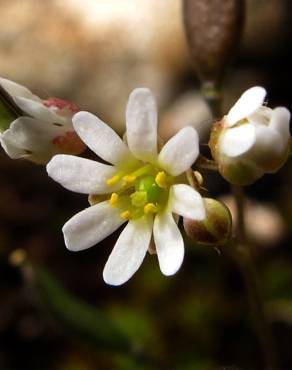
[106,164,172,220]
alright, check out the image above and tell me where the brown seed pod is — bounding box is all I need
[183,0,245,82]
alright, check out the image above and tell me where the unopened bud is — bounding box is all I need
[0,78,86,164]
[183,0,244,82]
[209,87,291,185]
[183,198,232,247]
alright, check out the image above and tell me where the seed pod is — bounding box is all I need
[184,198,232,246]
[183,0,244,82]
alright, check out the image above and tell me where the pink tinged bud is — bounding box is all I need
[183,198,232,247]
[52,131,86,156]
[43,98,80,114]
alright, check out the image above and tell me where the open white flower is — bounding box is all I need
[210,86,291,185]
[0,77,85,164]
[47,88,206,286]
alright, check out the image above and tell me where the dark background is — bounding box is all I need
[1,1,292,369]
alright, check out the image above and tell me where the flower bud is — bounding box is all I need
[209,86,291,185]
[183,198,232,247]
[0,78,86,164]
[183,0,244,82]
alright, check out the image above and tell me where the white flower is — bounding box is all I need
[0,77,85,164]
[210,86,291,185]
[47,88,206,286]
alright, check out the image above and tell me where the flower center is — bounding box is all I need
[106,164,173,220]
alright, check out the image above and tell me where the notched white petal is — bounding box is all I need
[154,211,184,276]
[62,201,125,251]
[47,155,120,194]
[170,184,206,220]
[158,126,199,176]
[126,88,158,161]
[73,111,134,166]
[227,86,266,126]
[14,97,64,124]
[103,216,153,286]
[220,124,256,157]
[0,117,59,159]
[0,77,42,102]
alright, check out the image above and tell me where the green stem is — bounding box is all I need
[201,80,222,118]
[232,185,279,370]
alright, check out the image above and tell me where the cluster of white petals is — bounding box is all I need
[219,86,291,177]
[47,88,206,286]
[0,78,84,164]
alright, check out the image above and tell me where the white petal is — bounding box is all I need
[170,184,206,220]
[269,107,291,143]
[0,133,25,159]
[47,155,120,194]
[72,111,134,166]
[220,124,256,157]
[0,78,42,102]
[154,211,184,276]
[62,201,125,251]
[103,216,153,286]
[253,125,284,159]
[227,86,266,126]
[14,97,64,124]
[158,126,199,176]
[0,117,59,158]
[126,88,157,161]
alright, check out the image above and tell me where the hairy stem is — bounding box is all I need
[232,185,279,370]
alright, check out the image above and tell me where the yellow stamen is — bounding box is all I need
[127,164,153,179]
[106,175,120,186]
[144,203,158,215]
[155,171,167,189]
[109,193,119,207]
[120,210,131,220]
[123,175,136,184]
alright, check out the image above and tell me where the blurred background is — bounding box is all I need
[1,0,292,369]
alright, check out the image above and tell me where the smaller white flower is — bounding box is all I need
[0,78,85,164]
[47,88,206,286]
[210,86,291,185]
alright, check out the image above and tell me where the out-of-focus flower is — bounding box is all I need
[47,88,206,285]
[220,195,284,248]
[0,78,85,164]
[209,86,291,185]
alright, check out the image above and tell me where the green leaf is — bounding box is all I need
[32,265,132,352]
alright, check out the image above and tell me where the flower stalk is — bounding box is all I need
[232,185,279,370]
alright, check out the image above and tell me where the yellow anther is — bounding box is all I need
[144,203,158,215]
[155,171,167,189]
[123,175,136,184]
[120,210,131,220]
[106,175,119,186]
[109,193,119,207]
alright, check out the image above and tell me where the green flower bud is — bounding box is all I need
[183,198,232,246]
